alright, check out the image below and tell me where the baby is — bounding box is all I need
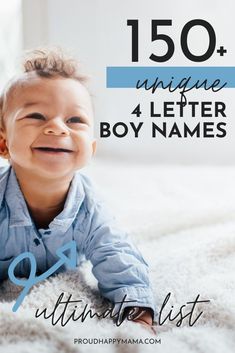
[0,49,155,331]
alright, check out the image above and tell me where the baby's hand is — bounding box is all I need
[133,318,157,335]
[124,307,157,335]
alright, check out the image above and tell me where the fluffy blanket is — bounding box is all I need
[0,160,235,353]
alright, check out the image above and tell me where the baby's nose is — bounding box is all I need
[43,120,69,136]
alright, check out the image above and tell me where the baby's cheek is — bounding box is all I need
[76,132,93,150]
[75,141,94,168]
[80,142,93,160]
[8,136,30,160]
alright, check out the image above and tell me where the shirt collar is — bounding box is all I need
[6,167,32,227]
[49,171,85,232]
[0,165,10,209]
[4,167,85,232]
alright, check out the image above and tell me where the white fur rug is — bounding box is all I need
[0,160,235,353]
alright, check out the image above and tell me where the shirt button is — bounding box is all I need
[34,238,40,246]
[44,230,51,235]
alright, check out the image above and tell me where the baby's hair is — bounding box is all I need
[22,47,87,81]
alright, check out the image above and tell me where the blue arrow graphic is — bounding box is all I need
[8,240,77,312]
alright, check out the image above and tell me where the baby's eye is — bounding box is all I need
[67,116,83,124]
[26,113,45,120]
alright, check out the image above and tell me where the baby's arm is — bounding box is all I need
[81,197,156,329]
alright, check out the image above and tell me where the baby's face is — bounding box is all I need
[1,74,96,179]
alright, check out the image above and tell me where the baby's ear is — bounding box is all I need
[0,127,6,147]
[0,128,9,159]
[92,139,97,156]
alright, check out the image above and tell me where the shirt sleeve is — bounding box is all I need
[82,196,157,322]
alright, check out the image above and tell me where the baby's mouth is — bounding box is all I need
[33,147,73,153]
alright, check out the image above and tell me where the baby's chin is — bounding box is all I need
[10,151,92,180]
[33,162,78,179]
[11,161,75,181]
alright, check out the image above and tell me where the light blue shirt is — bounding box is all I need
[0,165,156,318]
